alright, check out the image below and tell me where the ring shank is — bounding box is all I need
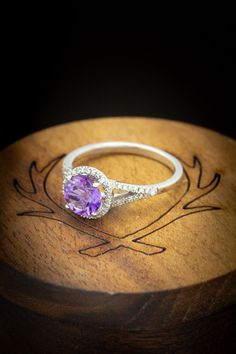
[63,141,183,194]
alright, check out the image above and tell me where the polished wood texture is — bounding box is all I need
[0,117,236,353]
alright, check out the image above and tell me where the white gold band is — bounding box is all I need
[63,141,183,193]
[62,142,183,218]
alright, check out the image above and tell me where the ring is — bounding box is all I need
[62,141,183,219]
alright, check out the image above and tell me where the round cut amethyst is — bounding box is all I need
[64,174,102,217]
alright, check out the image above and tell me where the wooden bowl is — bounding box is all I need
[0,117,236,353]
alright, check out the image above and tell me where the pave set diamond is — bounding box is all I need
[63,166,159,219]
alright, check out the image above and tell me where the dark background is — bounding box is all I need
[2,23,235,149]
[1,17,236,354]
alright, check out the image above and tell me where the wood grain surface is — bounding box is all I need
[0,117,236,353]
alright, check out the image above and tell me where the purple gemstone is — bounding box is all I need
[64,174,102,217]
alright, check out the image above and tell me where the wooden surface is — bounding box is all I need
[0,117,236,353]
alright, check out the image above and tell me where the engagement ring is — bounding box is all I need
[62,141,183,219]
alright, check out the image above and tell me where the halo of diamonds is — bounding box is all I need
[63,166,160,219]
[63,166,113,219]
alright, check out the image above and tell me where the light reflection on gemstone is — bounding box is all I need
[64,174,102,217]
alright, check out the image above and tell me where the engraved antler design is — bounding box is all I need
[130,156,221,243]
[14,155,221,257]
[14,156,110,245]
